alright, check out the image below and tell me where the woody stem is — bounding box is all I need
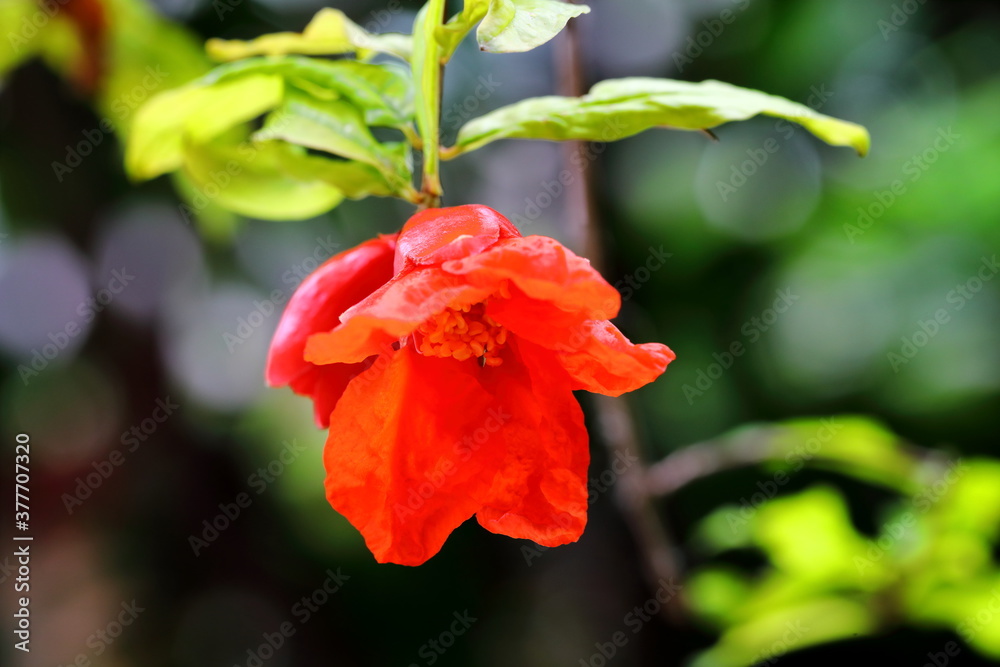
[557,4,686,623]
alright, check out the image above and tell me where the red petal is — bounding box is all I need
[475,339,590,546]
[442,236,621,320]
[304,267,492,365]
[395,205,520,273]
[487,298,675,396]
[266,235,396,424]
[286,362,367,428]
[323,346,508,566]
[555,320,675,396]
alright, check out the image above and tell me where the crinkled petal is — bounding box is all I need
[555,320,675,396]
[266,235,396,424]
[442,235,621,320]
[475,339,590,546]
[304,268,492,365]
[487,297,675,396]
[323,346,507,566]
[394,204,520,273]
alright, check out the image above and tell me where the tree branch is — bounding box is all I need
[556,8,685,623]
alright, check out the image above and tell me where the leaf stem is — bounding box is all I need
[403,125,423,150]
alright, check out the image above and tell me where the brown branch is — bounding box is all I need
[556,7,685,623]
[644,425,955,497]
[595,396,685,623]
[555,6,601,265]
[644,428,784,496]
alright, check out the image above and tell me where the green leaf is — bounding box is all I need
[97,0,210,136]
[203,56,414,129]
[448,77,871,157]
[182,140,346,221]
[436,0,490,60]
[254,93,411,189]
[255,98,380,165]
[305,160,396,200]
[126,74,284,180]
[477,0,590,54]
[413,0,447,196]
[1,0,59,78]
[206,8,412,62]
[254,140,395,200]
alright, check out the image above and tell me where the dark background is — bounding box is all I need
[2,0,999,665]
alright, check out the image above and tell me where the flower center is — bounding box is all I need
[415,302,507,367]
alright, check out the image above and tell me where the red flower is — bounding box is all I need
[267,205,674,565]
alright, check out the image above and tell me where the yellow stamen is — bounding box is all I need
[414,301,508,367]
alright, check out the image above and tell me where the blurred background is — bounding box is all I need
[2,0,999,665]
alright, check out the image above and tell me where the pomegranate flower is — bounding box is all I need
[267,205,674,565]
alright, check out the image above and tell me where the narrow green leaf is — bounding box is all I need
[413,0,447,195]
[206,8,412,62]
[182,141,345,220]
[449,77,871,157]
[477,0,590,54]
[126,74,283,180]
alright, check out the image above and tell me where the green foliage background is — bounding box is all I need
[0,0,998,666]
